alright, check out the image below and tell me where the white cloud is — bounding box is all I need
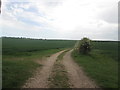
[1,0,118,40]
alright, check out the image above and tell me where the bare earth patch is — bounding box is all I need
[62,50,99,88]
[23,49,99,88]
[22,50,65,88]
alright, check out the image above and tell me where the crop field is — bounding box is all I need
[92,41,119,61]
[2,37,76,56]
[72,41,119,88]
[2,37,119,88]
[2,37,76,88]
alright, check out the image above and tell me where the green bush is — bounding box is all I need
[79,37,91,54]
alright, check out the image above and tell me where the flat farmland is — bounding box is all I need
[2,37,76,56]
[2,37,119,88]
[2,37,76,88]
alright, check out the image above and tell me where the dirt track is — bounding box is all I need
[62,50,99,88]
[23,50,65,88]
[23,50,99,88]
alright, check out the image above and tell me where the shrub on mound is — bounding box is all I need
[79,37,91,54]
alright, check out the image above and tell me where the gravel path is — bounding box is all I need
[23,49,99,88]
[62,50,99,88]
[23,50,65,88]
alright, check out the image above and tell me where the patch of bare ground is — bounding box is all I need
[62,50,99,88]
[22,50,65,88]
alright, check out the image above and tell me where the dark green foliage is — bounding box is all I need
[79,37,91,54]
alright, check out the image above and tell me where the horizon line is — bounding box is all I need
[1,36,119,41]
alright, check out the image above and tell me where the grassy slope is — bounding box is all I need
[2,37,76,88]
[72,41,118,88]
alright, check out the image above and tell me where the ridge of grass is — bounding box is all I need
[49,50,70,88]
[56,49,70,61]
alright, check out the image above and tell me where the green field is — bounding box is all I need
[92,41,119,61]
[2,37,76,56]
[2,37,76,88]
[72,41,119,88]
[2,37,119,88]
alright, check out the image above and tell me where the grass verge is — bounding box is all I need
[3,59,41,88]
[72,50,118,88]
[2,48,65,88]
[49,50,70,88]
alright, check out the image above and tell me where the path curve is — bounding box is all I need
[23,50,65,88]
[62,50,99,88]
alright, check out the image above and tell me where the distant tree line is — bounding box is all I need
[2,36,47,40]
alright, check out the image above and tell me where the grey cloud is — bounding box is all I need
[98,5,118,24]
[118,2,120,24]
[64,25,118,41]
[46,2,62,7]
[43,0,63,7]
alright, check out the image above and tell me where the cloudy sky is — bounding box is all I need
[0,0,119,40]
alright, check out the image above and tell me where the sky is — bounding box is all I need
[0,0,119,40]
